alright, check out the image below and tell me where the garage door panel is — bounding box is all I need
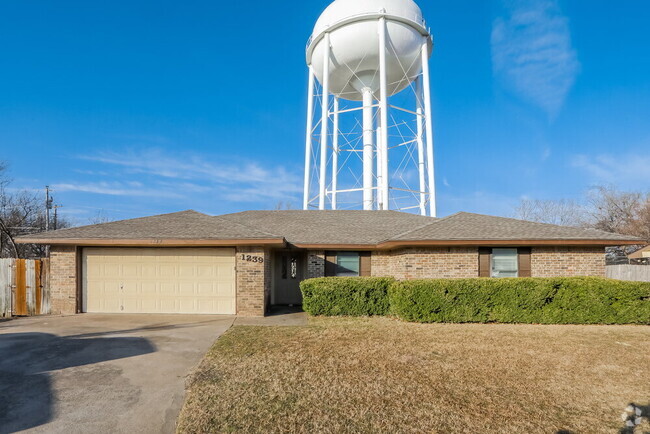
[141,264,157,278]
[122,264,139,278]
[196,282,214,295]
[83,248,236,314]
[141,282,158,296]
[215,282,233,297]
[103,264,120,277]
[178,265,195,278]
[159,266,177,278]
[179,282,196,296]
[196,265,215,277]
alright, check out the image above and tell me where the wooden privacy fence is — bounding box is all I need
[0,258,50,317]
[606,264,650,282]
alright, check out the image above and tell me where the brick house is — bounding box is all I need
[16,210,640,317]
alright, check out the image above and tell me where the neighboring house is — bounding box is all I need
[628,245,650,264]
[16,210,640,317]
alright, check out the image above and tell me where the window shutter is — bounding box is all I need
[359,251,371,276]
[325,252,337,277]
[478,247,491,277]
[518,247,532,277]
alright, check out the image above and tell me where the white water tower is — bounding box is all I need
[303,0,436,216]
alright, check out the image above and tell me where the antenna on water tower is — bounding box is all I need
[302,0,436,216]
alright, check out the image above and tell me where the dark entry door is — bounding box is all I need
[273,251,305,305]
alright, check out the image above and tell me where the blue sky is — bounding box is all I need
[1,0,649,223]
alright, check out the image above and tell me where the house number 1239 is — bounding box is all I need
[241,254,264,263]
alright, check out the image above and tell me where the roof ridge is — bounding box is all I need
[210,215,283,239]
[379,213,450,242]
[382,211,462,242]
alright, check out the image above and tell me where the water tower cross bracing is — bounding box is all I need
[303,0,436,216]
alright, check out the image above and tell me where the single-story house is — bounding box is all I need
[628,245,650,260]
[628,245,650,264]
[16,210,640,316]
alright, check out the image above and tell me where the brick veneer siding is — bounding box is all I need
[307,250,325,278]
[236,246,271,316]
[50,245,78,315]
[531,246,605,277]
[371,247,479,279]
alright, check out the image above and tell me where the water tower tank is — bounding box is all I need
[307,0,432,101]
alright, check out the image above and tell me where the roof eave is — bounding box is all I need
[290,243,377,249]
[14,238,287,248]
[377,239,642,249]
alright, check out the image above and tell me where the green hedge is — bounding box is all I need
[300,277,394,316]
[300,276,650,324]
[388,277,650,324]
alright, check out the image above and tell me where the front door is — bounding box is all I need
[273,251,305,305]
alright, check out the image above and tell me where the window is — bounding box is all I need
[336,252,360,276]
[491,248,518,278]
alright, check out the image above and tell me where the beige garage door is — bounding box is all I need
[83,248,236,314]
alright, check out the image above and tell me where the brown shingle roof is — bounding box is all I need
[16,209,642,247]
[218,210,436,245]
[16,210,282,244]
[393,212,640,242]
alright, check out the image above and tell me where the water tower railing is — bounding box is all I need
[306,11,428,51]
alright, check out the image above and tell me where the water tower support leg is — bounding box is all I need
[303,67,315,210]
[378,17,390,209]
[362,88,374,210]
[376,113,383,210]
[421,38,437,217]
[332,96,339,210]
[319,33,331,210]
[415,77,426,216]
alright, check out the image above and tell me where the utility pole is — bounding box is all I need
[53,205,62,230]
[45,186,53,231]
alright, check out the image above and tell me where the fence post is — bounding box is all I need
[41,258,51,315]
[0,259,12,317]
[14,259,27,316]
[35,260,42,315]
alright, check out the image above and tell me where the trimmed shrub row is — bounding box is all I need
[300,277,394,316]
[300,276,650,324]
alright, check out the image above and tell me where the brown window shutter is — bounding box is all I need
[478,247,491,277]
[325,252,337,277]
[359,251,371,276]
[518,247,532,277]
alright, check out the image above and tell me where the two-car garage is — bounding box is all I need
[82,248,237,314]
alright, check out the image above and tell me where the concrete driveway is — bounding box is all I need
[0,314,234,434]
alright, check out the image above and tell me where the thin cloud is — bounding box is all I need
[52,181,183,198]
[81,149,301,188]
[572,153,650,187]
[491,0,579,118]
[76,149,302,204]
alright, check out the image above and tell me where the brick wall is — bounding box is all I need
[49,245,77,315]
[370,246,605,279]
[531,246,605,277]
[306,250,325,278]
[371,247,479,279]
[236,246,270,316]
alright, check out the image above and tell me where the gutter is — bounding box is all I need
[14,237,287,248]
[293,238,642,250]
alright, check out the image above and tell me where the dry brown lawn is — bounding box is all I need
[177,317,650,433]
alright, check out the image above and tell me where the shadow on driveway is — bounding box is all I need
[0,331,155,433]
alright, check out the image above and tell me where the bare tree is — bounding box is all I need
[514,198,585,227]
[624,198,650,243]
[0,163,72,258]
[274,201,295,210]
[88,210,113,225]
[585,186,643,234]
